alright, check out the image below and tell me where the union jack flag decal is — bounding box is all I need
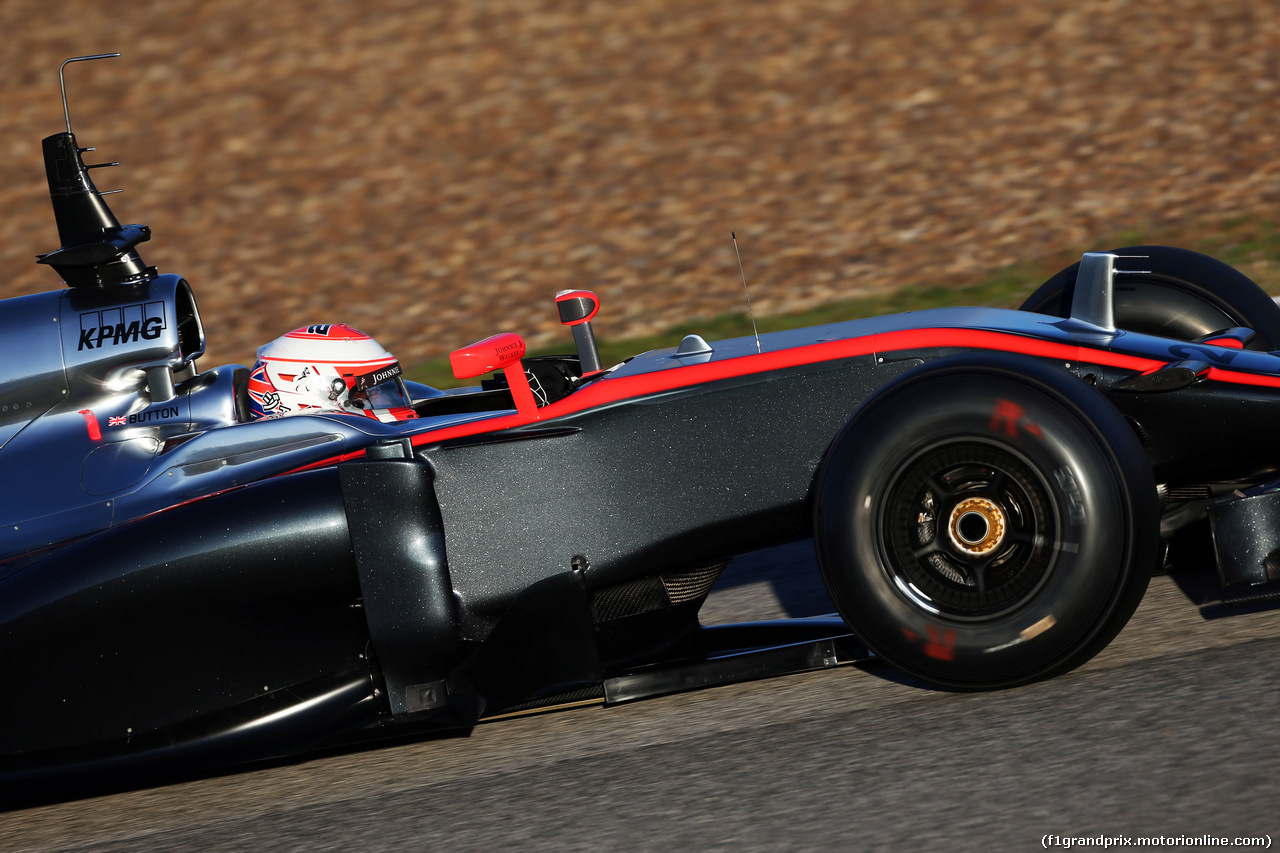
[108,415,127,427]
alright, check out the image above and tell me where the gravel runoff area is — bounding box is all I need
[1,1,1278,368]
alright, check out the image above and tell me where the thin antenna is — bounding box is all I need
[59,53,120,135]
[732,231,762,354]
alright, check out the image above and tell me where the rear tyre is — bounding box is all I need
[1021,245,1280,350]
[814,354,1159,690]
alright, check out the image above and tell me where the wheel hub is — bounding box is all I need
[883,443,1055,619]
[947,497,1005,556]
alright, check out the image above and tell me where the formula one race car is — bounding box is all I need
[6,56,1280,799]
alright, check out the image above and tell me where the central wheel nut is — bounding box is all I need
[948,497,1006,556]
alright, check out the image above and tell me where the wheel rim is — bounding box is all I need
[880,441,1058,620]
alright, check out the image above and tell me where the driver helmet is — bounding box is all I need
[247,324,417,422]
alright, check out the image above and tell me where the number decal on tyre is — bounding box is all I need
[899,625,958,661]
[989,398,1042,439]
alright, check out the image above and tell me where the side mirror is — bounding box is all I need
[449,332,526,378]
[449,333,538,416]
[555,289,603,375]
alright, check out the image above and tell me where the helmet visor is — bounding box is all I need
[349,362,413,410]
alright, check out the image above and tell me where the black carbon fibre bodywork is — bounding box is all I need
[338,458,458,714]
[0,470,374,761]
[9,324,1280,796]
[1104,380,1280,484]
[426,355,913,637]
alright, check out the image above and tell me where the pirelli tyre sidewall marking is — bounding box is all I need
[818,369,1129,683]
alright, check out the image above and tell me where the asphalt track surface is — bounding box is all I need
[4,542,1280,852]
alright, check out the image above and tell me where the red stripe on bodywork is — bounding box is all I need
[1207,366,1280,388]
[283,327,1280,473]
[401,328,1161,445]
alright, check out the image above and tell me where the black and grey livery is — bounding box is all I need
[4,56,1280,802]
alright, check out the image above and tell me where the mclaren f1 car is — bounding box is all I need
[5,56,1280,799]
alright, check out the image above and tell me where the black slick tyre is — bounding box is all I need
[1021,245,1280,350]
[814,353,1159,690]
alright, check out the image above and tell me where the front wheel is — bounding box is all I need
[1020,245,1280,350]
[814,353,1159,690]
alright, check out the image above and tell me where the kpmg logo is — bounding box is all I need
[78,302,167,351]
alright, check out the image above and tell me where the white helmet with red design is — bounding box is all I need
[247,324,417,422]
